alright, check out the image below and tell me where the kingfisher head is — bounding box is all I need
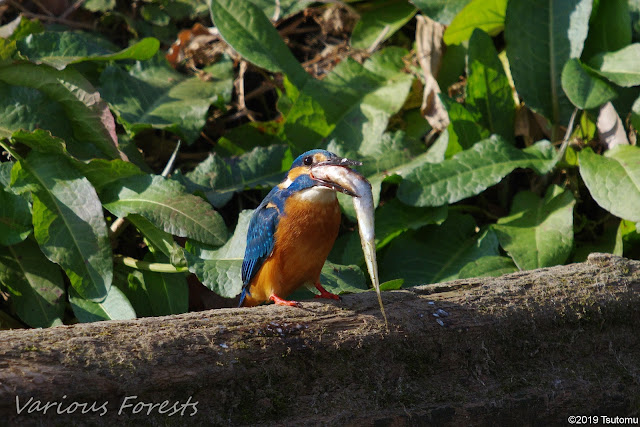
[280,149,361,196]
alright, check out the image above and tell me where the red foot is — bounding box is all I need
[269,294,301,307]
[314,282,341,300]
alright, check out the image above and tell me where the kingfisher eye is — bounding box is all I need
[303,156,313,166]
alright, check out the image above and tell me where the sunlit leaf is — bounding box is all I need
[579,146,640,222]
[11,152,112,301]
[493,185,575,270]
[100,174,228,246]
[69,285,136,322]
[505,0,593,125]
[443,0,507,44]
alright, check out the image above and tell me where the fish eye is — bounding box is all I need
[303,156,313,166]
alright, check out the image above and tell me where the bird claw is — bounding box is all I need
[269,294,301,307]
[314,283,341,301]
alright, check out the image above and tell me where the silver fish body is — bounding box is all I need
[311,165,387,323]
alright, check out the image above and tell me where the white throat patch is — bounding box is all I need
[293,186,337,204]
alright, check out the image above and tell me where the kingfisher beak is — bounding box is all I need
[310,156,362,197]
[316,156,362,168]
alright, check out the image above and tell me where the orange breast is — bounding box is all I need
[242,192,341,306]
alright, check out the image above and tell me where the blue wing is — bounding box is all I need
[241,187,282,289]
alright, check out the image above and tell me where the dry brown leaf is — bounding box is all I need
[597,102,629,149]
[415,15,448,131]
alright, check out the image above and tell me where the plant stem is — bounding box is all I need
[114,255,189,273]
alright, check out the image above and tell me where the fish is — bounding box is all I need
[310,164,387,324]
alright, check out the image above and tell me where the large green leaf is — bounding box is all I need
[0,63,122,159]
[0,83,80,153]
[142,255,188,316]
[177,144,288,208]
[0,239,65,328]
[0,186,32,246]
[466,29,515,141]
[208,0,309,88]
[443,0,507,44]
[493,185,575,270]
[331,199,448,266]
[440,96,490,156]
[380,213,500,286]
[410,0,472,25]
[579,146,640,222]
[582,0,632,61]
[17,32,159,70]
[326,48,415,157]
[505,0,593,125]
[100,55,233,144]
[458,256,518,279]
[561,58,617,109]
[100,174,227,246]
[69,285,136,323]
[283,48,413,155]
[289,260,368,300]
[397,136,556,207]
[185,209,253,298]
[350,0,416,50]
[589,44,640,87]
[11,152,112,301]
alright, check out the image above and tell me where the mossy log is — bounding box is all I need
[1,253,639,426]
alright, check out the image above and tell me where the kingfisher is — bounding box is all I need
[239,149,361,307]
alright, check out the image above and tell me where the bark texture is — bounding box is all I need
[1,253,639,426]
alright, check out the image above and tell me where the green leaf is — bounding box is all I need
[331,199,447,266]
[185,209,252,298]
[142,255,188,315]
[0,239,65,328]
[397,136,556,207]
[0,84,83,155]
[177,144,288,208]
[582,0,632,61]
[209,0,309,88]
[73,158,145,192]
[410,0,472,25]
[284,48,413,155]
[505,0,593,125]
[380,279,404,291]
[11,152,112,301]
[573,218,623,262]
[248,0,307,20]
[579,146,640,222]
[326,48,415,156]
[0,186,32,246]
[83,0,116,12]
[561,58,617,109]
[17,32,159,70]
[458,256,518,279]
[319,261,368,295]
[119,269,153,318]
[589,44,640,87]
[493,185,575,270]
[380,213,500,286]
[69,285,136,323]
[440,96,490,157]
[127,214,186,266]
[350,0,416,50]
[100,55,232,145]
[0,63,122,160]
[100,174,227,246]
[466,28,515,141]
[443,0,507,44]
